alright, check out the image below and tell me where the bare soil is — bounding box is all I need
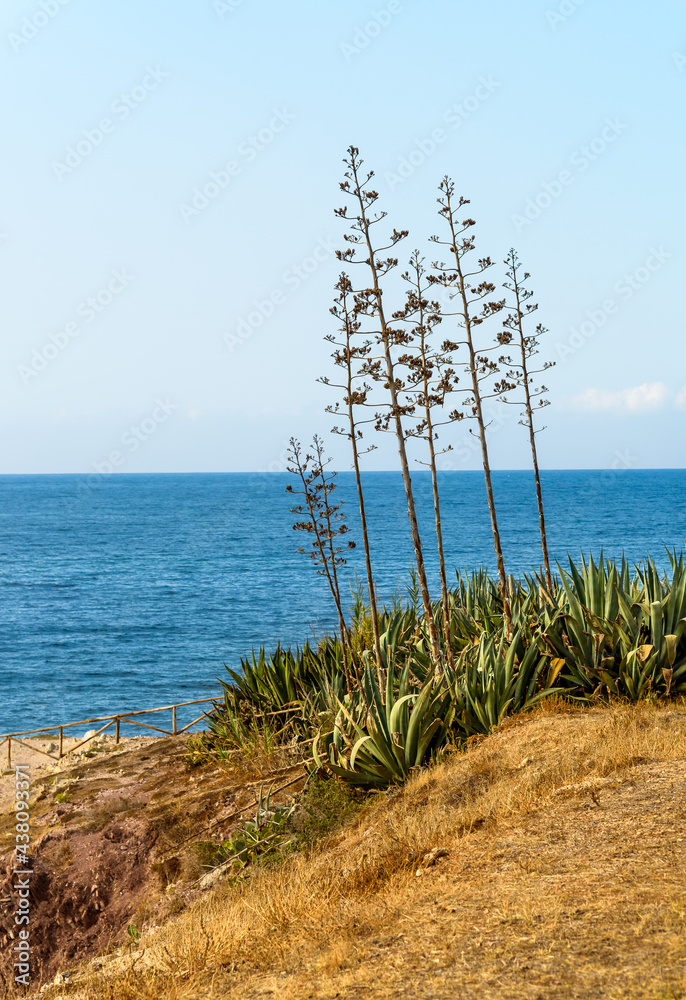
[0,734,305,986]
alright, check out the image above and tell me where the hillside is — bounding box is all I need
[7,701,685,1000]
[0,732,306,987]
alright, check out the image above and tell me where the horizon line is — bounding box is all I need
[0,468,684,478]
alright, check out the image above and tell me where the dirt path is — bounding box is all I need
[0,734,153,813]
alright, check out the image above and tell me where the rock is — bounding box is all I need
[83,730,98,741]
[553,776,617,797]
[46,743,58,753]
[421,847,449,868]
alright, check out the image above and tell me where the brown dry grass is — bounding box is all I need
[186,712,310,785]
[36,701,686,999]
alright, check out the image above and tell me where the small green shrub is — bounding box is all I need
[191,840,224,870]
[287,776,359,846]
[189,779,361,881]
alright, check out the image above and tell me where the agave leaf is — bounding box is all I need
[636,644,655,664]
[349,734,376,771]
[324,759,389,788]
[387,692,416,735]
[404,680,435,763]
[415,718,443,763]
[670,656,686,680]
[523,686,566,709]
[649,602,664,650]
[663,634,678,667]
[548,657,566,684]
[312,728,332,771]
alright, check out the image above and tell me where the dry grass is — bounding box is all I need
[185,716,310,784]
[35,701,686,999]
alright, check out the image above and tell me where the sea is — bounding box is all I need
[1,470,685,736]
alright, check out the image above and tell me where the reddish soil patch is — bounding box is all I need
[0,735,304,986]
[0,815,154,982]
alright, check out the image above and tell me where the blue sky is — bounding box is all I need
[1,0,684,473]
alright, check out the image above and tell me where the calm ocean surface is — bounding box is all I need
[1,470,685,735]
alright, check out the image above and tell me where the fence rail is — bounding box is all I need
[0,697,220,768]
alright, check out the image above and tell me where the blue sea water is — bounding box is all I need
[1,470,685,735]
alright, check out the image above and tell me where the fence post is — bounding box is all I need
[58,727,63,759]
[115,718,120,744]
[172,706,177,736]
[6,738,10,769]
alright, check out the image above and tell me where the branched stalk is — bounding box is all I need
[500,249,555,592]
[396,252,455,671]
[311,435,363,688]
[325,274,384,685]
[336,147,442,667]
[286,437,359,691]
[430,179,513,637]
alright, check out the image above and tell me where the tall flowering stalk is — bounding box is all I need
[394,251,458,669]
[335,146,442,666]
[429,179,514,636]
[499,249,555,591]
[286,435,358,690]
[322,273,384,684]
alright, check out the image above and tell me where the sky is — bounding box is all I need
[1,0,684,474]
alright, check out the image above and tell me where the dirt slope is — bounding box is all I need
[5,705,686,1000]
[33,703,685,1000]
[297,756,686,999]
[0,734,305,986]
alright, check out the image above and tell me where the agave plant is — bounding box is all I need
[195,551,686,778]
[536,552,686,701]
[313,660,455,788]
[448,629,557,737]
[223,645,308,712]
[602,591,686,700]
[215,783,296,871]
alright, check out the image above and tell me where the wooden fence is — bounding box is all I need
[0,697,219,768]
